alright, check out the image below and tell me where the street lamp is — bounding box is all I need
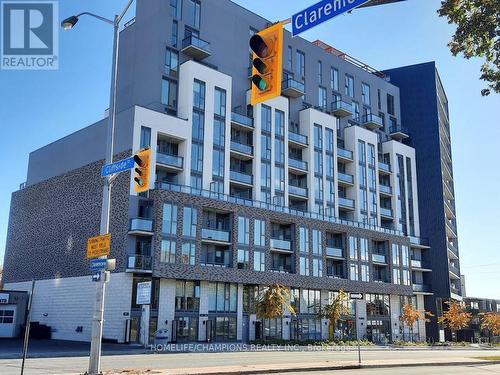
[62,2,134,375]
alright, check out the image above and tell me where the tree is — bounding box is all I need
[481,312,500,337]
[255,283,296,320]
[399,303,433,342]
[438,0,500,96]
[438,301,472,341]
[317,290,351,340]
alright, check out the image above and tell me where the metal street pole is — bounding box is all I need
[20,280,35,375]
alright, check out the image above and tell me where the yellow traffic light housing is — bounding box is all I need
[250,23,284,106]
[133,148,151,193]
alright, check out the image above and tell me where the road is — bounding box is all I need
[276,364,500,374]
[1,348,500,375]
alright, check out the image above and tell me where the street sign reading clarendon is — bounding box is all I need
[87,234,111,259]
[292,0,371,36]
[101,157,135,177]
[90,258,108,272]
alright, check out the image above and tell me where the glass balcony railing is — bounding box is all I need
[338,172,354,184]
[337,147,353,160]
[157,152,183,169]
[411,259,432,269]
[127,255,152,271]
[231,112,254,128]
[288,131,308,145]
[413,284,432,293]
[449,263,460,276]
[289,158,308,171]
[326,247,343,258]
[372,254,386,263]
[409,236,430,247]
[379,184,392,195]
[390,125,409,135]
[282,78,305,93]
[289,184,308,197]
[230,170,253,185]
[331,100,353,114]
[338,197,355,209]
[230,141,253,155]
[181,34,211,55]
[378,161,391,173]
[362,114,384,127]
[380,207,393,217]
[129,218,153,232]
[202,228,230,243]
[270,238,292,251]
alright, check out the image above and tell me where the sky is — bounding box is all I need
[0,0,499,298]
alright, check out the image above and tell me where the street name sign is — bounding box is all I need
[350,292,364,300]
[101,157,135,177]
[87,234,111,259]
[90,258,108,272]
[136,281,152,305]
[292,0,371,36]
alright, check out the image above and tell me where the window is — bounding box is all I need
[361,264,369,282]
[192,112,204,141]
[300,256,310,276]
[362,83,370,106]
[181,243,196,265]
[165,48,179,76]
[349,236,358,260]
[360,238,368,261]
[261,105,272,132]
[377,89,381,110]
[366,294,390,316]
[186,0,201,29]
[261,162,271,189]
[287,46,293,70]
[314,124,323,149]
[161,239,176,263]
[318,60,323,83]
[349,263,359,281]
[275,109,285,137]
[331,67,339,91]
[254,250,265,271]
[170,0,182,19]
[208,282,237,313]
[213,118,225,147]
[392,268,400,284]
[391,244,400,266]
[238,216,250,245]
[299,227,309,254]
[402,245,410,267]
[193,79,206,110]
[296,50,305,76]
[161,78,177,108]
[301,289,321,314]
[237,249,249,269]
[319,86,327,109]
[312,230,322,255]
[254,219,266,247]
[261,134,271,160]
[315,176,323,201]
[345,74,354,97]
[275,166,285,191]
[352,100,360,121]
[162,203,178,235]
[212,149,224,177]
[214,87,226,117]
[313,258,323,277]
[0,309,14,324]
[182,207,197,237]
[140,126,151,149]
[387,94,395,115]
[191,143,203,173]
[175,280,200,311]
[403,269,411,286]
[171,20,178,47]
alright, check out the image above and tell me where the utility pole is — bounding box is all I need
[20,280,35,375]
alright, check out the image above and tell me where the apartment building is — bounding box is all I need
[384,62,462,341]
[461,297,500,343]
[3,0,431,344]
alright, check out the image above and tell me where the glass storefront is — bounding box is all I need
[291,317,322,340]
[173,316,198,342]
[207,316,237,341]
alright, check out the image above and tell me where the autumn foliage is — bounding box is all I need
[399,303,433,341]
[438,301,472,332]
[481,312,500,336]
[255,283,296,319]
[317,290,351,332]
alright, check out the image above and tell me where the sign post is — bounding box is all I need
[349,292,364,366]
[136,281,152,348]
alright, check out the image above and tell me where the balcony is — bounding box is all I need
[362,114,384,130]
[181,34,211,60]
[448,241,459,258]
[449,263,460,277]
[331,100,353,118]
[282,78,305,98]
[326,247,343,258]
[413,284,433,294]
[230,141,253,158]
[230,170,253,186]
[372,254,387,264]
[409,236,430,248]
[380,207,393,218]
[389,125,409,141]
[127,255,152,273]
[338,197,355,210]
[157,152,184,171]
[337,147,353,161]
[378,161,392,174]
[202,228,231,244]
[231,112,254,129]
[338,172,354,186]
[270,238,292,252]
[379,184,392,196]
[288,131,309,147]
[289,184,308,198]
[411,259,432,270]
[288,158,308,173]
[129,218,154,235]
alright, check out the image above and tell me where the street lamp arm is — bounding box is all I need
[116,0,135,25]
[75,12,114,25]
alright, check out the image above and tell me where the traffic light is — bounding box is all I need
[133,148,151,193]
[250,22,284,106]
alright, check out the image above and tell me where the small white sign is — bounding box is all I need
[136,281,152,305]
[0,293,9,304]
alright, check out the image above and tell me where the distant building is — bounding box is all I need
[460,297,500,343]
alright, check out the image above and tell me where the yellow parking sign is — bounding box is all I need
[87,234,111,259]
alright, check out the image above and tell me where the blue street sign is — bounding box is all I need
[292,0,371,36]
[101,157,135,177]
[90,258,107,272]
[92,272,101,282]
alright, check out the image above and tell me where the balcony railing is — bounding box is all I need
[390,125,409,136]
[230,170,253,185]
[289,158,308,171]
[157,152,184,169]
[181,34,211,59]
[380,207,393,217]
[129,218,154,232]
[270,266,293,273]
[362,114,384,129]
[372,254,387,263]
[378,161,391,173]
[127,255,152,271]
[288,131,308,145]
[331,100,353,117]
[202,228,230,243]
[337,147,353,160]
[157,182,405,236]
[270,238,292,251]
[326,247,343,258]
[409,236,430,247]
[230,141,253,156]
[449,263,460,276]
[282,78,305,98]
[338,172,354,184]
[231,112,254,128]
[413,284,432,293]
[379,184,392,195]
[411,259,432,269]
[289,184,308,198]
